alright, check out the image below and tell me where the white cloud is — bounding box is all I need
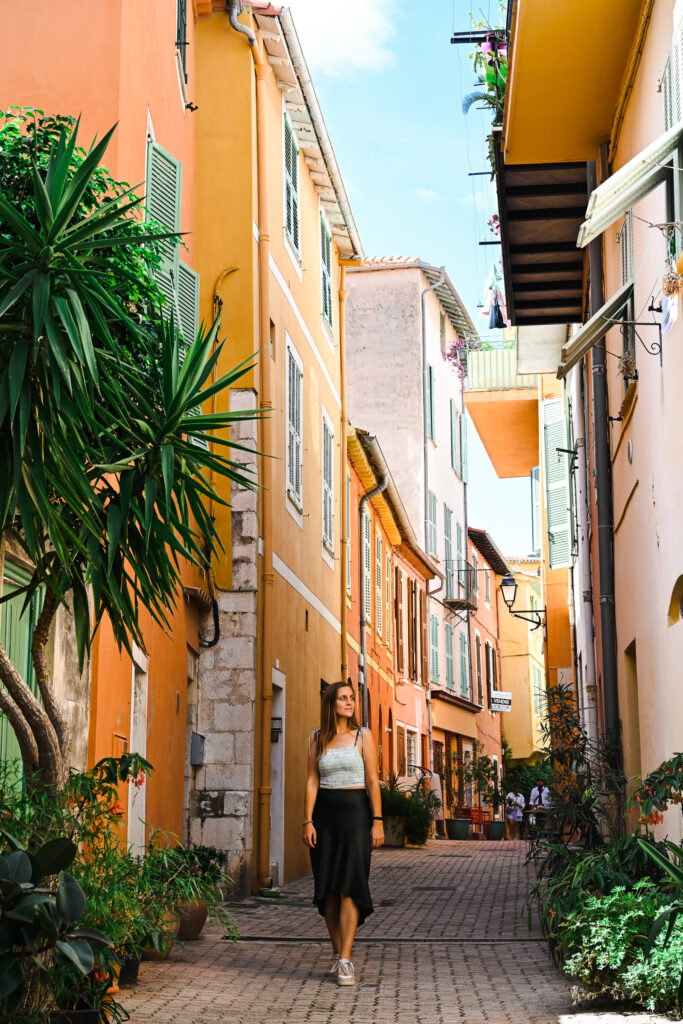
[285,0,400,77]
[416,188,442,203]
[455,190,493,212]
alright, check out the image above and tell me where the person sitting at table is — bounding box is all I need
[529,778,549,832]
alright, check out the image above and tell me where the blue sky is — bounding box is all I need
[287,0,532,557]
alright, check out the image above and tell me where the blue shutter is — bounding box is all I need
[459,632,468,697]
[444,506,453,599]
[530,466,541,555]
[450,399,459,472]
[460,412,469,483]
[430,614,439,681]
[542,398,573,569]
[445,625,454,688]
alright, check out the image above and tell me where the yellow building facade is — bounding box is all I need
[188,3,362,890]
[498,559,545,763]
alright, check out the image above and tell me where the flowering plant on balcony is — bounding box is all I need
[442,337,481,382]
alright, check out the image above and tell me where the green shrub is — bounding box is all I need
[380,785,410,818]
[405,778,441,845]
[561,881,683,1014]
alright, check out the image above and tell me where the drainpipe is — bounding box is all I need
[228,3,273,891]
[587,161,621,757]
[359,477,387,727]
[339,263,350,681]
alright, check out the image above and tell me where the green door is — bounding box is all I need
[0,564,43,781]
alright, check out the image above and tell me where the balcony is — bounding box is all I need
[444,560,477,611]
[463,344,539,479]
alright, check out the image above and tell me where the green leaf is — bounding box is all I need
[144,476,157,548]
[55,873,86,925]
[55,938,94,975]
[7,342,29,420]
[0,957,22,999]
[107,502,122,574]
[6,851,32,885]
[34,838,76,877]
[65,288,97,382]
[0,268,37,317]
[161,445,173,511]
[6,892,55,923]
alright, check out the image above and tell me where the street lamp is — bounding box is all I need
[500,574,545,631]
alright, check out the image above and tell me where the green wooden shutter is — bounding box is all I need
[428,491,437,555]
[530,466,541,554]
[542,397,573,569]
[444,505,453,599]
[427,365,435,441]
[0,565,43,778]
[322,418,334,551]
[287,347,303,505]
[460,412,469,483]
[450,399,459,472]
[459,631,468,696]
[146,140,182,320]
[445,624,454,688]
[284,117,300,253]
[177,262,199,349]
[376,534,383,637]
[320,215,333,327]
[456,521,464,587]
[430,614,439,681]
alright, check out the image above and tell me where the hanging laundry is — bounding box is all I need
[489,290,505,329]
[662,293,678,333]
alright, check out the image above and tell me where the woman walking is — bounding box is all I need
[302,681,384,986]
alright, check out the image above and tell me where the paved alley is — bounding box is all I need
[120,841,673,1024]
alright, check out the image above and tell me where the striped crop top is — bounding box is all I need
[316,729,367,789]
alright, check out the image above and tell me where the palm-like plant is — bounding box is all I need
[0,113,258,784]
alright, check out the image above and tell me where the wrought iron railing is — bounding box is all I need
[444,560,476,609]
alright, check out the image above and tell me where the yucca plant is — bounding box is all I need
[0,112,259,785]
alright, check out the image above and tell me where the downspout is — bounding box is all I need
[421,267,445,558]
[339,263,349,681]
[587,161,621,757]
[359,477,387,727]
[228,2,273,891]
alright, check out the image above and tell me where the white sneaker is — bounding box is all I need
[328,953,340,975]
[337,958,355,986]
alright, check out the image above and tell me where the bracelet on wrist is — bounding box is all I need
[302,819,313,827]
[373,816,383,821]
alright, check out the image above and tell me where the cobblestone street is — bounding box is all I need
[120,841,673,1024]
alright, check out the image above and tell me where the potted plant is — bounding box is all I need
[173,844,229,940]
[443,750,471,839]
[380,776,410,847]
[405,777,441,845]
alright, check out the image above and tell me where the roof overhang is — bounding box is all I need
[467,527,510,576]
[495,145,587,327]
[463,387,538,478]
[557,281,633,379]
[503,0,644,165]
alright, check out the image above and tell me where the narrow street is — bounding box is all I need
[120,842,669,1024]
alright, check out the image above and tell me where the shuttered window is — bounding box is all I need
[459,631,468,697]
[322,415,334,552]
[385,552,391,648]
[407,579,415,679]
[475,634,483,704]
[363,509,372,626]
[346,475,351,594]
[420,589,428,685]
[426,365,435,441]
[456,521,464,586]
[287,344,303,507]
[376,533,383,637]
[460,412,469,483]
[428,490,437,556]
[320,215,333,328]
[444,505,453,599]
[531,466,541,554]
[484,567,491,605]
[146,140,182,321]
[284,116,300,253]
[430,614,439,682]
[177,262,199,349]
[0,564,43,775]
[445,624,454,688]
[472,551,479,598]
[395,567,404,673]
[542,397,573,569]
[450,398,459,473]
[176,0,188,82]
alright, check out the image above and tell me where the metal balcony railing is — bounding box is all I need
[444,560,477,611]
[466,345,538,392]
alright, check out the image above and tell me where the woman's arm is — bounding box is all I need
[361,729,384,849]
[302,735,320,848]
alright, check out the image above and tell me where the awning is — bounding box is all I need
[557,281,633,378]
[516,323,569,374]
[577,120,683,247]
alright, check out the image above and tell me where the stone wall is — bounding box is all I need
[186,388,258,893]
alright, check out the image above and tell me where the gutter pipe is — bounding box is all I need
[586,161,621,753]
[359,476,388,728]
[228,0,256,45]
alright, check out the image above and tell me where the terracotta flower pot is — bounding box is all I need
[382,815,407,848]
[141,912,181,960]
[177,898,209,941]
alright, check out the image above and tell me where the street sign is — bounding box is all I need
[490,691,512,712]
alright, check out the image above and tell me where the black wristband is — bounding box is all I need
[373,816,383,821]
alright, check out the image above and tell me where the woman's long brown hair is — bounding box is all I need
[316,681,361,760]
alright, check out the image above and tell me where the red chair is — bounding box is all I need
[469,807,492,839]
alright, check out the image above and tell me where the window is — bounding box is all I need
[460,412,469,483]
[485,640,494,707]
[542,397,573,569]
[385,552,392,648]
[444,506,453,599]
[439,310,445,343]
[320,215,333,328]
[450,399,459,473]
[428,491,437,556]
[145,140,182,322]
[426,365,435,441]
[406,730,418,776]
[430,614,439,682]
[475,634,483,704]
[322,414,334,552]
[445,624,454,688]
[459,631,468,697]
[176,0,188,82]
[346,475,351,594]
[530,466,541,555]
[484,567,491,606]
[284,116,300,253]
[376,533,383,637]
[472,551,479,598]
[362,509,372,626]
[395,567,404,672]
[532,663,544,716]
[286,343,303,507]
[456,522,464,587]
[618,210,636,370]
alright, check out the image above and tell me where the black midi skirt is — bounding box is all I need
[310,788,374,926]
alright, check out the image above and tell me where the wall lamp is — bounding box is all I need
[500,574,546,631]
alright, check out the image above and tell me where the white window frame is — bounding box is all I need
[320,209,333,333]
[286,336,304,515]
[321,408,334,555]
[385,551,392,650]
[484,566,491,607]
[362,508,372,629]
[283,111,301,261]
